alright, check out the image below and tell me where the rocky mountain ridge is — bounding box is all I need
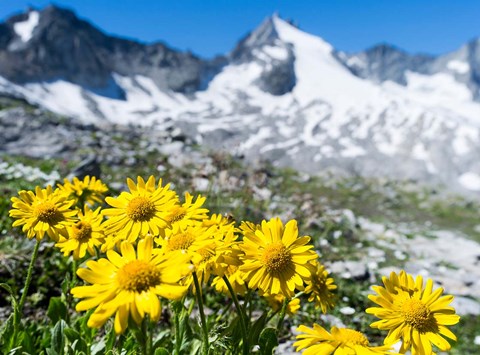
[2,6,480,195]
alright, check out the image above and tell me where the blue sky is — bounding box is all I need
[1,0,479,58]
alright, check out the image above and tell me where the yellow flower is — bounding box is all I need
[202,213,235,228]
[304,261,337,313]
[154,223,214,284]
[265,294,301,316]
[294,324,396,355]
[57,175,108,206]
[239,218,317,297]
[202,218,240,277]
[55,205,105,259]
[239,220,260,237]
[165,192,209,225]
[10,185,77,241]
[211,247,247,296]
[366,270,460,354]
[102,176,178,242]
[71,236,191,334]
[211,265,248,296]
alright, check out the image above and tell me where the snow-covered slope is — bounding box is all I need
[2,8,480,194]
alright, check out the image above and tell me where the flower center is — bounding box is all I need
[262,242,292,274]
[167,232,195,251]
[72,221,92,242]
[401,298,437,332]
[126,196,156,222]
[337,328,370,346]
[34,201,62,224]
[116,260,161,293]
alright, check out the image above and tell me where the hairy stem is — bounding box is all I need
[193,273,209,355]
[222,275,249,355]
[13,239,41,345]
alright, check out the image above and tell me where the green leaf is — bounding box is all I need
[75,310,96,344]
[63,328,88,353]
[0,283,17,304]
[63,328,79,341]
[47,297,68,323]
[20,327,35,354]
[104,323,117,352]
[189,339,202,355]
[50,320,67,355]
[248,312,268,346]
[0,283,19,352]
[258,328,278,355]
[61,272,72,295]
[153,347,170,355]
[0,314,15,352]
[171,300,184,314]
[90,339,105,355]
[223,316,241,343]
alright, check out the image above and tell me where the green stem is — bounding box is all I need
[173,299,187,355]
[132,318,149,355]
[265,309,280,324]
[13,239,41,346]
[148,319,153,355]
[71,258,77,286]
[174,305,182,355]
[193,273,209,355]
[18,239,41,312]
[276,297,289,334]
[141,319,149,355]
[222,275,249,355]
[244,289,253,321]
[292,291,305,300]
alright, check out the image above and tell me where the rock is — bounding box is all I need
[158,141,184,156]
[328,261,369,281]
[274,341,298,355]
[69,154,100,179]
[339,306,356,315]
[451,296,480,316]
[192,177,210,191]
[253,186,272,201]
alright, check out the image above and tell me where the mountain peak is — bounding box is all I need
[230,13,309,62]
[239,15,280,49]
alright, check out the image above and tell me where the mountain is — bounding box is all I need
[0,6,219,96]
[2,6,480,194]
[342,44,435,85]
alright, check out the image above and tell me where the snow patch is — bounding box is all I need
[447,60,470,74]
[346,56,365,68]
[412,143,428,161]
[339,138,366,157]
[453,127,474,155]
[459,172,480,191]
[239,127,272,151]
[320,145,334,157]
[14,11,40,42]
[377,142,396,156]
[262,45,289,61]
[406,71,472,102]
[273,15,378,110]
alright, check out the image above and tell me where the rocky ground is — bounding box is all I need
[1,97,480,353]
